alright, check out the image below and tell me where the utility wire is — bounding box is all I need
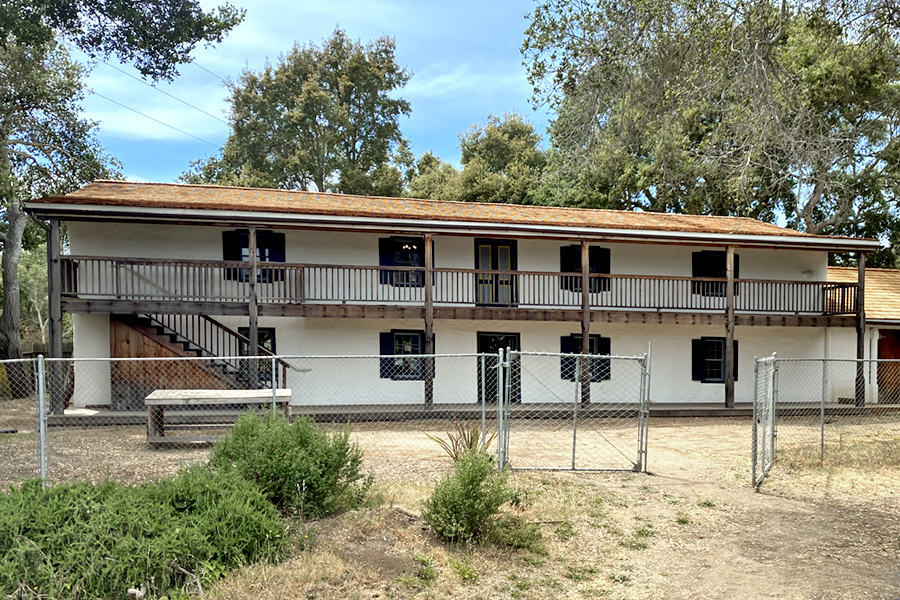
[88,90,219,148]
[65,41,229,126]
[192,62,226,81]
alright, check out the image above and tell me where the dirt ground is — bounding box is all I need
[1,398,898,599]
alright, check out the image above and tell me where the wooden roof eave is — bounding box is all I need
[25,201,883,253]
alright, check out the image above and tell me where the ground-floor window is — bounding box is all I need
[380,330,430,380]
[692,337,738,383]
[560,334,611,381]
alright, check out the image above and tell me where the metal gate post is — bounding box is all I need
[752,357,759,486]
[771,353,778,469]
[271,357,278,413]
[572,359,581,469]
[496,348,506,470]
[819,358,827,460]
[636,352,649,472]
[480,355,486,450]
[37,356,48,482]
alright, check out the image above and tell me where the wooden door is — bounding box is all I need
[475,240,517,306]
[477,333,521,403]
[877,329,900,404]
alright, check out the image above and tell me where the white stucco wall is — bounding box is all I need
[71,313,111,407]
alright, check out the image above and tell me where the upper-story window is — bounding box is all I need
[222,229,285,282]
[560,245,611,293]
[379,237,426,287]
[691,250,739,297]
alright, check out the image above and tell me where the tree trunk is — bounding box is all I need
[0,129,34,397]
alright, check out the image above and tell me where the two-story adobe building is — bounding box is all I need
[26,181,880,410]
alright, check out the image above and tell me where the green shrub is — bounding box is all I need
[210,412,369,518]
[0,467,285,600]
[422,451,514,543]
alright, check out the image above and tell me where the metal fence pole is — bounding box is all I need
[37,355,48,482]
[572,359,581,469]
[480,355,486,450]
[637,352,648,473]
[271,357,277,414]
[752,357,759,486]
[496,348,505,470]
[820,359,827,460]
[771,353,779,466]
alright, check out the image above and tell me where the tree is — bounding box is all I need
[454,113,548,205]
[1,0,244,81]
[0,38,119,391]
[183,28,412,196]
[407,152,460,201]
[523,0,900,252]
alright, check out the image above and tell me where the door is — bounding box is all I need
[477,332,521,403]
[877,329,900,404]
[475,240,517,306]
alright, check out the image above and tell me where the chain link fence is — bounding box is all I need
[752,355,900,486]
[498,351,650,472]
[0,349,651,488]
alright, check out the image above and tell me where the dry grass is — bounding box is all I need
[1,401,899,599]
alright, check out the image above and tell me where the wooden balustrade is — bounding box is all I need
[60,256,858,315]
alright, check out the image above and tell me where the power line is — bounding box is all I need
[88,90,220,148]
[65,41,229,126]
[192,62,225,81]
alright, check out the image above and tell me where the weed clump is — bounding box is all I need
[422,451,542,550]
[0,467,284,600]
[210,412,369,518]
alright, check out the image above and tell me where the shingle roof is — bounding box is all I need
[828,267,900,322]
[31,180,832,238]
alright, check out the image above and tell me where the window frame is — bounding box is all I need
[379,236,426,288]
[223,229,286,283]
[691,250,739,297]
[691,337,739,384]
[560,333,612,382]
[379,329,433,381]
[559,245,611,293]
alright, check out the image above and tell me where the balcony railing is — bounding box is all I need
[60,256,858,315]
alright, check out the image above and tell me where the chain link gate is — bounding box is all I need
[495,350,650,472]
[752,354,777,487]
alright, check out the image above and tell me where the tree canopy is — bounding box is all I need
[0,38,119,367]
[523,0,900,264]
[1,0,244,81]
[183,28,412,196]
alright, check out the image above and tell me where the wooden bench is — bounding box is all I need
[145,388,292,446]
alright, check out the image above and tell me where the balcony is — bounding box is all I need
[60,256,859,321]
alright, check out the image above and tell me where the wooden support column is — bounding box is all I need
[580,240,591,405]
[725,245,735,409]
[48,218,66,414]
[856,252,866,407]
[424,233,434,408]
[247,226,259,388]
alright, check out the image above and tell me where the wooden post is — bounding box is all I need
[580,240,591,406]
[856,252,866,407]
[48,218,66,414]
[424,233,434,408]
[247,226,259,388]
[725,245,735,409]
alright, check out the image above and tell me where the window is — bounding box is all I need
[560,245,610,293]
[691,250,739,297]
[238,327,276,355]
[691,337,738,383]
[560,334,611,382]
[222,230,286,282]
[379,330,434,380]
[237,327,276,386]
[379,237,426,287]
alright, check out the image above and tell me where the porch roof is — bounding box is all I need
[27,180,881,251]
[828,267,900,324]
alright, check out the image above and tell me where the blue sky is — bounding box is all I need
[71,0,552,183]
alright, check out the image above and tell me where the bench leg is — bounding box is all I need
[147,405,165,439]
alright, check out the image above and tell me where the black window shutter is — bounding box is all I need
[560,335,576,381]
[269,233,286,262]
[560,245,579,291]
[378,238,394,284]
[596,336,612,381]
[733,340,739,382]
[734,253,740,296]
[691,339,705,381]
[592,247,611,292]
[379,332,394,379]
[223,231,241,261]
[691,251,705,278]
